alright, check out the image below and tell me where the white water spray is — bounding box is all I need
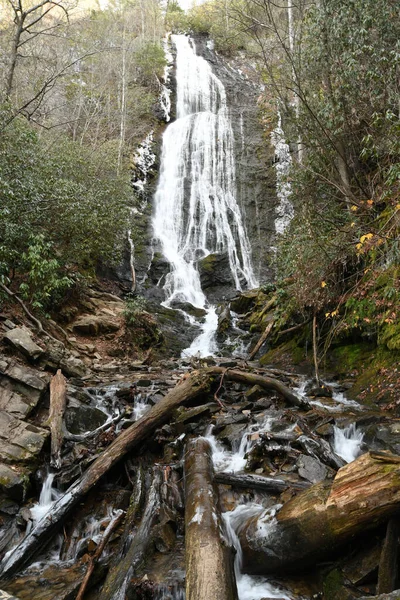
[153,35,257,356]
[223,504,293,600]
[333,423,364,463]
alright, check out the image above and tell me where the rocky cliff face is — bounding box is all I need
[130,35,277,300]
[192,35,277,285]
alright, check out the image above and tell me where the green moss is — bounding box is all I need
[328,342,375,375]
[379,321,400,350]
[322,569,345,600]
[199,254,217,273]
[260,338,306,367]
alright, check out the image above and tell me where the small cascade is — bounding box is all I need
[153,34,257,357]
[29,473,62,527]
[223,504,293,600]
[271,111,294,235]
[333,424,364,463]
[205,417,274,474]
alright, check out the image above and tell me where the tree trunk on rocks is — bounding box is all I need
[214,472,310,493]
[100,469,161,600]
[0,370,212,579]
[49,369,67,469]
[237,452,400,575]
[206,367,309,410]
[185,438,238,600]
[0,367,306,579]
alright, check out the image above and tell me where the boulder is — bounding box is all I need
[0,463,29,502]
[65,405,108,435]
[296,454,328,483]
[0,411,48,464]
[0,357,48,418]
[230,290,259,314]
[44,339,66,370]
[60,355,87,378]
[3,328,44,362]
[72,315,119,336]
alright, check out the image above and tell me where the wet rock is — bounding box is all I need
[0,464,30,502]
[72,314,120,336]
[213,412,249,431]
[169,301,207,319]
[305,380,333,398]
[371,422,400,455]
[174,403,218,424]
[3,328,44,362]
[217,305,232,340]
[218,423,248,447]
[230,290,259,314]
[296,454,327,483]
[245,385,267,402]
[198,252,233,288]
[65,405,108,435]
[153,522,176,553]
[0,412,48,464]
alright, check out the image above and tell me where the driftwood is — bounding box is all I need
[214,472,310,493]
[0,367,307,578]
[49,369,67,469]
[185,438,238,600]
[236,452,400,575]
[76,509,124,600]
[206,367,310,410]
[100,469,161,600]
[0,370,212,579]
[377,518,399,594]
[248,320,274,360]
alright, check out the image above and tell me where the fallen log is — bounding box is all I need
[0,370,212,579]
[214,472,310,493]
[49,369,67,469]
[185,438,238,600]
[100,469,161,600]
[0,367,304,578]
[206,367,309,410]
[236,452,400,575]
[76,509,124,600]
[248,320,274,361]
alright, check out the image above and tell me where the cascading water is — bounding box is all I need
[153,34,257,357]
[333,423,364,463]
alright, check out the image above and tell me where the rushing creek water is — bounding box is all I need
[153,34,257,357]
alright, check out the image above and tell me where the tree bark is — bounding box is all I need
[206,367,309,410]
[237,452,400,575]
[0,366,305,578]
[49,369,67,469]
[185,438,238,600]
[100,469,161,600]
[377,518,399,594]
[0,370,212,579]
[248,320,274,361]
[76,509,124,600]
[214,472,310,493]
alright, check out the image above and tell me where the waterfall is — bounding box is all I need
[153,35,257,356]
